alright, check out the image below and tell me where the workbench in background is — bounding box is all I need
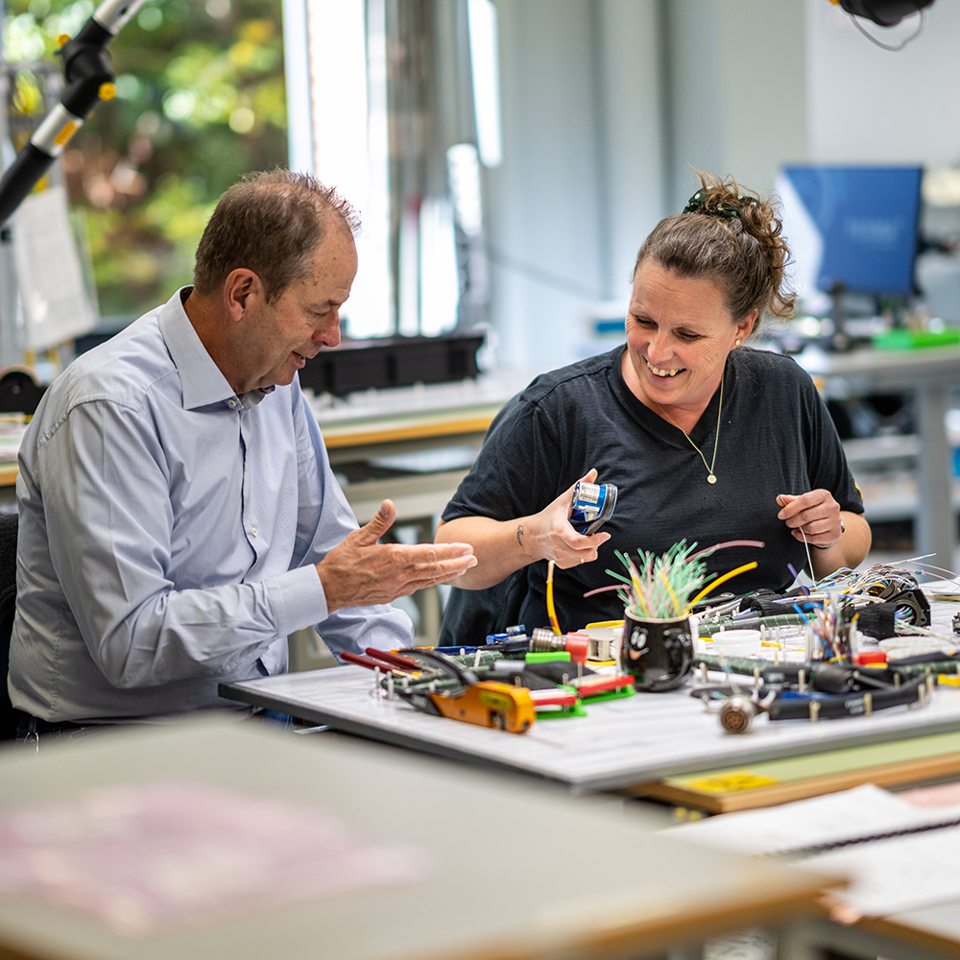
[798,341,960,571]
[300,369,536,651]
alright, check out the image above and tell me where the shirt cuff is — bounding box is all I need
[266,564,328,636]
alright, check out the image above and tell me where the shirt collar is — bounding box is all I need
[158,287,273,411]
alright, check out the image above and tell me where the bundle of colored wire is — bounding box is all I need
[791,594,848,661]
[607,539,761,621]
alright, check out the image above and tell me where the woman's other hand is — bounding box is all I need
[776,491,871,579]
[776,490,842,549]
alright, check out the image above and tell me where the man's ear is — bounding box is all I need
[222,269,262,322]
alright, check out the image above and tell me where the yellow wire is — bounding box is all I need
[628,558,650,617]
[658,566,682,616]
[682,561,758,615]
[546,560,562,634]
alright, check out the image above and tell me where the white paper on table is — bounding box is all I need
[811,827,960,917]
[664,782,960,917]
[665,783,960,856]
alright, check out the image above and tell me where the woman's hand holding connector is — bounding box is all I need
[526,470,611,569]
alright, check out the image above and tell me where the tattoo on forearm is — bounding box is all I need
[516,524,523,547]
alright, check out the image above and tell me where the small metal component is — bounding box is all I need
[570,480,618,535]
[809,700,820,722]
[798,669,807,693]
[530,627,560,648]
[864,692,872,717]
[718,696,757,734]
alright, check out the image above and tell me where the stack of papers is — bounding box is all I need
[665,783,960,918]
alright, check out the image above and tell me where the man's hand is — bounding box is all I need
[317,500,477,612]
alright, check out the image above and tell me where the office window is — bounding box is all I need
[1,0,288,324]
[287,0,496,339]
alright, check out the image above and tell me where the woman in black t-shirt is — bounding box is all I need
[435,172,872,635]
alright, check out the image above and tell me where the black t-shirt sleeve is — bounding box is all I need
[797,365,865,515]
[441,396,564,524]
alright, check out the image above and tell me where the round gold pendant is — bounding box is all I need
[707,474,717,484]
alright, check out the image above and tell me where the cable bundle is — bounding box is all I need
[606,539,762,620]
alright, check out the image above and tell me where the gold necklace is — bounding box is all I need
[652,374,724,484]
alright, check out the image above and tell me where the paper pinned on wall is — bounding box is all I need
[12,184,97,351]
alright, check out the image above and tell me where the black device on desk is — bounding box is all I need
[299,332,485,396]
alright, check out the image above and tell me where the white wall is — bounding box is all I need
[485,0,665,372]
[485,0,960,367]
[485,0,808,371]
[807,0,960,167]
[806,0,960,321]
[665,0,809,208]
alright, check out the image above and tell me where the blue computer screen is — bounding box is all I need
[776,165,923,302]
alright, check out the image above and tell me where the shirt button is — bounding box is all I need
[251,527,258,537]
[227,399,238,408]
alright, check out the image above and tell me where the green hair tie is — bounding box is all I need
[683,189,759,220]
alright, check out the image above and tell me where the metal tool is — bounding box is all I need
[395,649,536,733]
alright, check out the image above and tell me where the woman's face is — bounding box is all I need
[622,259,756,424]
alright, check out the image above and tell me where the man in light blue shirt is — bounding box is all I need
[8,170,476,730]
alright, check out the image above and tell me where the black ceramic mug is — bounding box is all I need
[620,612,694,692]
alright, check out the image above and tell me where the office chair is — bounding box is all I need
[0,512,18,740]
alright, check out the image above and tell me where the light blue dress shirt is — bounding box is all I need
[8,288,413,722]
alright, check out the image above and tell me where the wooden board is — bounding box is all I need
[629,730,960,814]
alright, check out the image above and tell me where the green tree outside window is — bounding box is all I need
[2,0,288,322]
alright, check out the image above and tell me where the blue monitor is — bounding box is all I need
[776,165,923,308]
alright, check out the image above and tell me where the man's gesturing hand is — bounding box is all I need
[317,499,477,613]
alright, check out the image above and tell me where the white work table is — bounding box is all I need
[220,652,960,794]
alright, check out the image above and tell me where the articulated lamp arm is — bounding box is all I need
[0,0,145,226]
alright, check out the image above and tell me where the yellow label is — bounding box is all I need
[683,772,780,795]
[54,122,78,146]
[478,691,513,710]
